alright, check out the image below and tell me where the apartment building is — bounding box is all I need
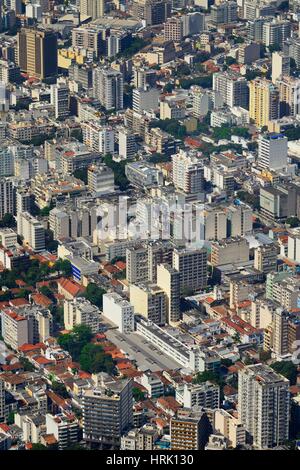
[88,164,115,196]
[93,67,123,111]
[102,292,134,333]
[49,204,97,240]
[176,382,220,409]
[82,122,114,155]
[172,248,207,292]
[172,150,204,194]
[254,243,278,274]
[83,376,133,449]
[130,283,167,325]
[64,297,101,333]
[156,263,181,324]
[46,413,79,450]
[17,211,45,252]
[257,133,288,171]
[210,237,249,267]
[249,78,279,127]
[238,364,290,449]
[171,409,211,450]
[212,72,249,109]
[126,245,149,284]
[1,309,28,350]
[214,409,246,449]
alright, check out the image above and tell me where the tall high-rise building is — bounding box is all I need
[257,133,288,171]
[0,179,15,219]
[50,81,70,120]
[93,67,123,111]
[126,245,149,284]
[238,364,290,449]
[263,20,291,48]
[0,378,5,423]
[272,51,290,84]
[79,0,105,19]
[172,150,204,194]
[164,16,183,42]
[83,376,133,449]
[171,409,211,450]
[17,28,58,80]
[118,127,136,160]
[132,0,171,26]
[211,1,237,24]
[17,212,45,252]
[249,78,279,127]
[172,248,207,292]
[277,76,300,117]
[212,72,249,109]
[156,263,180,324]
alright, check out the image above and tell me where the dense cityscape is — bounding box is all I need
[0,0,300,455]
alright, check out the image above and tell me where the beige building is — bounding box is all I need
[17,28,57,79]
[79,0,105,19]
[64,297,101,333]
[210,237,249,267]
[214,409,246,449]
[129,283,167,325]
[156,263,180,324]
[254,243,277,274]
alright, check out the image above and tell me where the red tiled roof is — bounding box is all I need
[31,293,52,308]
[58,277,84,297]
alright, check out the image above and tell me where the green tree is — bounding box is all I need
[51,381,70,399]
[74,168,88,185]
[193,370,222,386]
[133,387,146,401]
[79,343,115,374]
[31,443,48,450]
[286,217,300,228]
[58,324,93,361]
[271,361,298,385]
[0,213,15,228]
[54,259,72,277]
[84,283,106,309]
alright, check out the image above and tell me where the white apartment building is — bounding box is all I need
[213,72,249,109]
[258,133,288,171]
[118,127,136,160]
[88,164,115,196]
[102,292,134,333]
[132,86,161,113]
[1,309,29,350]
[82,122,114,154]
[50,81,70,120]
[46,413,79,450]
[172,150,204,194]
[238,364,290,449]
[176,382,220,409]
[93,67,123,110]
[17,211,45,252]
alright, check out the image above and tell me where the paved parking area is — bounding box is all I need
[105,328,181,372]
